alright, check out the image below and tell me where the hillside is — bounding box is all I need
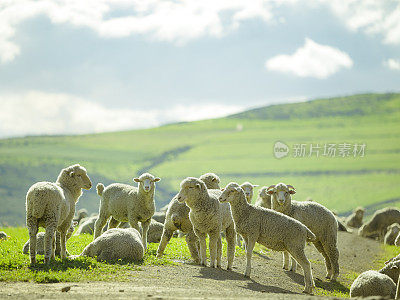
[1,93,400,225]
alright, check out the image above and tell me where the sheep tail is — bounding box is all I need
[306,227,316,242]
[96,183,105,196]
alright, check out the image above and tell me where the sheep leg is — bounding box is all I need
[314,241,332,279]
[108,217,120,229]
[236,233,242,247]
[94,212,110,239]
[59,230,68,259]
[396,274,400,299]
[141,219,151,251]
[216,235,222,268]
[289,247,314,294]
[195,229,207,266]
[225,224,236,270]
[156,227,174,258]
[324,241,339,281]
[244,238,256,277]
[208,231,219,268]
[290,256,298,272]
[283,251,290,270]
[44,225,56,264]
[185,230,200,264]
[27,217,39,265]
[51,234,56,260]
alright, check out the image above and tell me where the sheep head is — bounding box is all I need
[199,173,220,189]
[133,173,160,193]
[240,182,259,203]
[219,182,245,203]
[60,164,92,190]
[177,177,206,205]
[267,183,296,209]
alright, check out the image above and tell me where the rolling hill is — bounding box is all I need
[1,93,399,225]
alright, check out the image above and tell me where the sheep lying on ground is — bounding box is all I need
[26,164,92,265]
[94,173,160,251]
[350,270,396,298]
[23,222,76,255]
[380,259,400,283]
[384,223,400,245]
[157,173,220,263]
[0,231,7,240]
[140,219,163,243]
[177,177,236,269]
[74,208,88,224]
[75,228,144,262]
[359,207,400,241]
[219,182,315,294]
[268,183,339,281]
[345,207,365,228]
[255,186,272,209]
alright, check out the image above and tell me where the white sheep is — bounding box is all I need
[385,223,400,245]
[74,208,89,224]
[254,186,272,209]
[25,164,92,265]
[345,206,365,228]
[268,183,339,281]
[0,231,7,240]
[94,172,160,251]
[219,182,315,294]
[74,216,98,235]
[236,182,258,247]
[75,228,144,262]
[350,270,396,298]
[156,173,220,263]
[140,219,163,243]
[177,177,236,269]
[359,207,400,241]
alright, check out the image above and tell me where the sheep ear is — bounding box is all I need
[253,184,259,188]
[153,177,161,182]
[212,178,216,182]
[267,189,274,195]
[72,221,78,226]
[133,178,140,183]
[196,183,201,189]
[70,171,75,178]
[289,190,296,195]
[220,188,225,191]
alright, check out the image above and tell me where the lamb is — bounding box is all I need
[385,223,400,245]
[240,182,258,203]
[350,270,396,298]
[74,216,98,235]
[75,228,144,262]
[0,231,7,240]
[219,182,315,294]
[23,222,76,255]
[177,177,236,270]
[380,259,400,283]
[268,183,339,281]
[156,173,221,262]
[25,164,92,265]
[254,186,272,209]
[94,172,160,251]
[359,207,400,241]
[345,206,365,228]
[74,208,89,224]
[141,219,163,243]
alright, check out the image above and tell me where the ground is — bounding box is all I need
[0,231,387,299]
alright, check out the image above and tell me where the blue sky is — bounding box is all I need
[0,0,399,137]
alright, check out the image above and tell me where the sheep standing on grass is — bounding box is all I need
[236,182,258,247]
[385,223,400,245]
[156,173,220,263]
[255,186,272,209]
[94,173,160,251]
[268,183,339,281]
[25,164,92,265]
[350,270,396,298]
[359,207,400,241]
[177,177,236,269]
[219,182,315,294]
[345,207,365,228]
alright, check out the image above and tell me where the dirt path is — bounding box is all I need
[0,232,386,299]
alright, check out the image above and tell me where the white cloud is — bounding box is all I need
[265,38,353,79]
[384,58,400,70]
[0,91,244,138]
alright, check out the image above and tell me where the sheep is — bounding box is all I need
[75,228,144,262]
[94,173,160,251]
[74,216,98,235]
[350,270,396,298]
[219,182,315,294]
[268,183,339,281]
[176,177,236,270]
[26,164,92,265]
[0,231,7,240]
[254,186,272,209]
[345,206,365,228]
[74,208,89,224]
[140,219,163,243]
[330,210,348,232]
[23,222,76,255]
[156,173,220,262]
[380,259,400,283]
[385,223,400,245]
[359,207,400,241]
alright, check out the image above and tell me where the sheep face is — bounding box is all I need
[258,187,269,199]
[71,165,92,190]
[133,173,160,193]
[240,182,258,203]
[177,177,206,205]
[355,208,365,219]
[219,182,243,203]
[267,182,296,207]
[199,173,220,189]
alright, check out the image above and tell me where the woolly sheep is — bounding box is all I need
[23,222,76,255]
[74,208,89,224]
[75,228,144,262]
[385,223,400,245]
[219,182,315,294]
[157,173,220,262]
[254,186,272,209]
[268,183,339,281]
[345,206,365,228]
[74,216,98,235]
[177,177,236,269]
[359,207,400,241]
[140,219,163,243]
[380,259,400,283]
[0,231,7,240]
[350,270,396,298]
[94,172,160,251]
[236,182,258,247]
[26,164,92,265]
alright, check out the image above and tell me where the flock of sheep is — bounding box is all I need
[16,163,400,297]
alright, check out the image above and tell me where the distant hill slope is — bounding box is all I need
[1,93,399,225]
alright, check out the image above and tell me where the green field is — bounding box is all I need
[1,93,399,225]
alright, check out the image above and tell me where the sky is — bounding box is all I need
[0,0,399,138]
